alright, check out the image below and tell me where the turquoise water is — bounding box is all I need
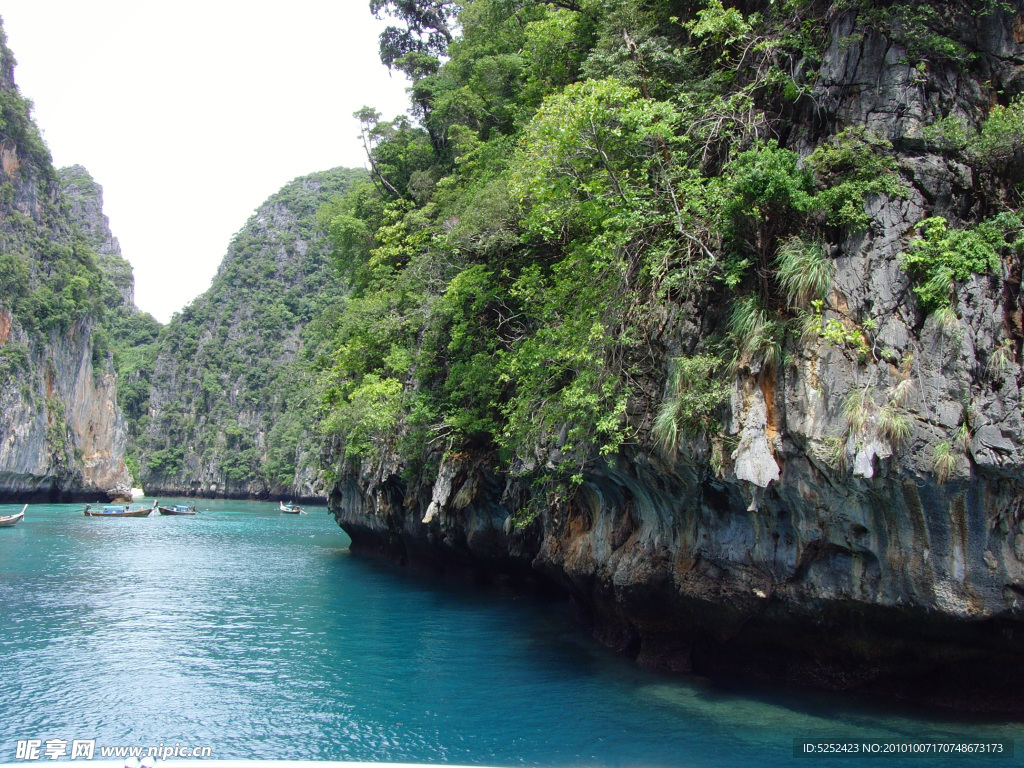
[0,499,1020,767]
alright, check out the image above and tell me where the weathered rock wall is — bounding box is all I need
[330,3,1024,713]
[0,313,130,501]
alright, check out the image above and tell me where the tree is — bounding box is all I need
[353,107,436,200]
[370,0,458,69]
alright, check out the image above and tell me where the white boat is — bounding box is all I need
[0,504,26,527]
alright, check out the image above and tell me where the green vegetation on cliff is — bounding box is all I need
[57,165,163,412]
[325,2,1024,711]
[0,85,131,357]
[317,0,1024,492]
[135,168,365,497]
[0,30,121,365]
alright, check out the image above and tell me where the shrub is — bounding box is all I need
[729,296,783,370]
[876,404,911,446]
[806,127,906,230]
[933,440,957,484]
[987,338,1016,376]
[653,355,730,454]
[775,237,833,309]
[842,388,876,436]
[899,216,1012,312]
[975,98,1024,167]
[323,374,405,460]
[719,141,816,272]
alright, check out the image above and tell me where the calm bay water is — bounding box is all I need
[0,499,1020,767]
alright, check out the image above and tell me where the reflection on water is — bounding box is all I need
[0,499,1019,766]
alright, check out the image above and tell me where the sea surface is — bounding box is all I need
[0,499,1020,767]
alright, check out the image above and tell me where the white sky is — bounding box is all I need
[0,1,412,322]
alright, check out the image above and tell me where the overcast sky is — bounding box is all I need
[1,1,412,322]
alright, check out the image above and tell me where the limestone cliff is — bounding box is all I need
[137,168,364,501]
[0,24,131,501]
[0,314,130,500]
[58,165,163,474]
[327,0,1024,713]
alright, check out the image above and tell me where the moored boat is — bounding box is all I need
[158,503,198,515]
[84,501,158,517]
[0,504,26,527]
[279,501,304,514]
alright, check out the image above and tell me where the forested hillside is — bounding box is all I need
[321,0,1024,711]
[137,168,364,501]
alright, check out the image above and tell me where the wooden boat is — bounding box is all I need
[158,503,197,515]
[0,505,26,527]
[279,501,304,514]
[84,501,157,517]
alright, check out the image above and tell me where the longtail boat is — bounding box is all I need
[279,501,304,514]
[0,505,26,527]
[158,503,198,515]
[84,501,157,517]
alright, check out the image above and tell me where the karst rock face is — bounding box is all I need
[0,29,130,503]
[328,2,1024,713]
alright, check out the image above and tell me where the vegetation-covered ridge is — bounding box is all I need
[320,0,1024,493]
[136,167,365,500]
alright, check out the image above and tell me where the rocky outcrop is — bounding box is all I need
[0,24,131,501]
[138,168,364,502]
[59,165,135,307]
[329,2,1024,714]
[0,315,130,501]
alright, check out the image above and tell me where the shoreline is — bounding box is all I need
[339,515,1024,721]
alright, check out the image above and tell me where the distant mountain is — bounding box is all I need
[58,165,162,477]
[136,167,364,501]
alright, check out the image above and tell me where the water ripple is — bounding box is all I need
[0,499,1020,767]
